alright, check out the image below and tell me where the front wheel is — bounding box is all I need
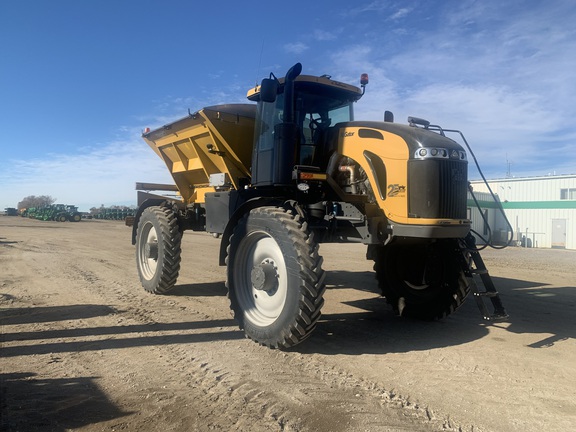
[226,206,325,349]
[374,239,469,320]
[135,206,181,294]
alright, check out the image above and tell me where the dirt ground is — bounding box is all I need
[1,216,575,432]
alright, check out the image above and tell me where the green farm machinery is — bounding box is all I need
[23,204,82,222]
[93,207,135,220]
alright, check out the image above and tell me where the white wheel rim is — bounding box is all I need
[233,231,288,326]
[138,221,158,280]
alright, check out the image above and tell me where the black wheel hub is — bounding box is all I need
[251,260,278,292]
[145,242,159,260]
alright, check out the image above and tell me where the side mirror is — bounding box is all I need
[259,78,278,103]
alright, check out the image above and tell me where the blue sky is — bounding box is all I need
[1,0,575,211]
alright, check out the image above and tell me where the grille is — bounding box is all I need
[408,159,468,219]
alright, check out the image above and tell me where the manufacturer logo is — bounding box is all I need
[387,184,406,197]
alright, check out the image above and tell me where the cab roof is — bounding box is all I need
[247,74,363,102]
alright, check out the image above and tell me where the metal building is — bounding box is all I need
[469,174,576,250]
[466,190,509,247]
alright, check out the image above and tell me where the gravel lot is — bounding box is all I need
[1,216,575,431]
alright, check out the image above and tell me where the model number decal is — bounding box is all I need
[387,184,406,197]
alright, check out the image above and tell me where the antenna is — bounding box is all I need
[506,154,512,178]
[255,39,265,87]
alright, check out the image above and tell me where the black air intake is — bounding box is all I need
[408,159,467,219]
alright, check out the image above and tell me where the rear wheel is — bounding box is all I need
[226,206,325,349]
[374,240,469,320]
[136,205,181,294]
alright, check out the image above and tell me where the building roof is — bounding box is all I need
[470,173,576,184]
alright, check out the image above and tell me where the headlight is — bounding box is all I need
[414,147,453,160]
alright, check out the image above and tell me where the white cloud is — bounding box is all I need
[328,45,375,79]
[354,0,387,14]
[284,42,309,54]
[322,0,576,178]
[314,30,337,41]
[347,1,411,20]
[389,7,411,20]
[0,133,174,211]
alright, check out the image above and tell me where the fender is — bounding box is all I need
[131,198,172,245]
[218,197,287,266]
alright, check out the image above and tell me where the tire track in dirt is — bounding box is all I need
[3,220,468,431]
[55,249,461,431]
[53,260,343,431]
[5,258,298,430]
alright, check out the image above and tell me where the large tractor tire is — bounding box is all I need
[226,206,325,349]
[70,213,82,222]
[374,239,469,320]
[57,214,67,222]
[135,205,181,294]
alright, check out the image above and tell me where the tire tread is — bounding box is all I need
[136,205,181,294]
[226,205,325,349]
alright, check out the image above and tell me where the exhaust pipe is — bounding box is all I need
[275,63,302,185]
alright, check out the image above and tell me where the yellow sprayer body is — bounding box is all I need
[142,104,256,204]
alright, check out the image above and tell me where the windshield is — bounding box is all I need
[253,83,355,167]
[295,88,353,165]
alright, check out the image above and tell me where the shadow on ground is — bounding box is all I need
[299,273,576,355]
[2,271,573,357]
[168,281,228,297]
[0,372,130,432]
[0,308,242,358]
[0,304,119,325]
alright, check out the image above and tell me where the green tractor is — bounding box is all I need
[50,204,68,222]
[49,204,82,222]
[66,205,82,222]
[23,204,77,222]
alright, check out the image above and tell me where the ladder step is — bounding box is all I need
[471,269,489,275]
[482,313,509,322]
[474,291,499,298]
[462,233,509,323]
